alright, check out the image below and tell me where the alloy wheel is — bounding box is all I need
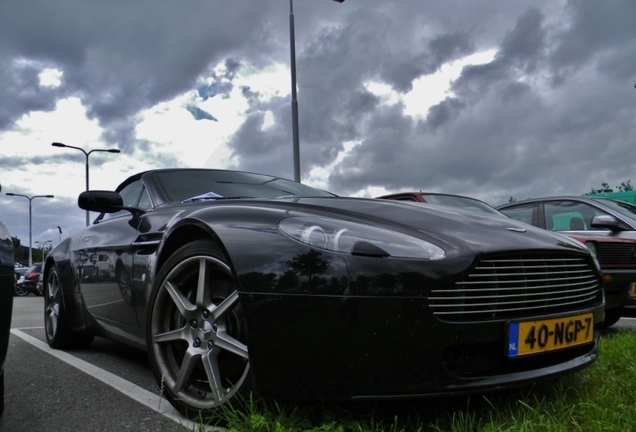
[149,253,249,413]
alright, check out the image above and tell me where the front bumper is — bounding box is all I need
[601,269,634,309]
[244,294,603,401]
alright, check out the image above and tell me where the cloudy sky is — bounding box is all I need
[1,0,635,253]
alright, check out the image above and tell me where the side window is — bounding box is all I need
[500,204,534,226]
[544,201,605,231]
[137,187,151,210]
[103,180,144,220]
[120,181,144,207]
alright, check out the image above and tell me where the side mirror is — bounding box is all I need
[590,214,621,231]
[78,191,123,213]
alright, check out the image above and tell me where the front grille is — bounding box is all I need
[430,253,602,321]
[595,243,636,266]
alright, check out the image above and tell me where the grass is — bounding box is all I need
[193,329,636,432]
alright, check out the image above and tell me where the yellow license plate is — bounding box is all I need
[508,313,594,358]
[631,282,636,298]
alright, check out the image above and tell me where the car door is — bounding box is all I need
[499,202,540,227]
[76,180,149,328]
[542,200,618,235]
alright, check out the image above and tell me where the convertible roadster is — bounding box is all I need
[43,168,605,417]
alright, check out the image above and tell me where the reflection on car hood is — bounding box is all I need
[281,197,585,254]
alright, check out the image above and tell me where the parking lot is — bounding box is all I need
[2,296,635,431]
[1,296,206,432]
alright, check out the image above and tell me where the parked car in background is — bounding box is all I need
[13,265,28,296]
[18,263,43,296]
[377,191,503,215]
[496,196,636,235]
[0,220,15,416]
[586,190,636,205]
[498,196,636,316]
[43,169,604,418]
[558,233,635,326]
[382,193,635,326]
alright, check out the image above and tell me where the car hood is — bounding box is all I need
[273,197,586,255]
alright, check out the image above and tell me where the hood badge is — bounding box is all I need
[506,227,527,233]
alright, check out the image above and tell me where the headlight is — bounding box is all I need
[279,217,446,260]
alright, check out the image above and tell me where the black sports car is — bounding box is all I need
[43,169,605,417]
[0,220,14,416]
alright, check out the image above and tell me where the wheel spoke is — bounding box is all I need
[195,258,212,309]
[216,331,249,359]
[45,273,60,337]
[211,290,239,321]
[164,280,196,318]
[45,303,58,336]
[174,348,201,393]
[153,327,188,344]
[202,349,225,403]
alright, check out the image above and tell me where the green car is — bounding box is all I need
[586,190,636,205]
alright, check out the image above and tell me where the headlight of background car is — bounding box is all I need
[279,217,446,260]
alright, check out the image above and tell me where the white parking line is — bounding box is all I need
[10,329,222,431]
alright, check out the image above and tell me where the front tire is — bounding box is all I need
[44,265,94,349]
[147,240,251,418]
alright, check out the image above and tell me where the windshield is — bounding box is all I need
[154,170,336,203]
[420,194,501,215]
[591,198,636,222]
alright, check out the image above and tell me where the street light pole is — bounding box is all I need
[289,0,345,183]
[6,193,54,266]
[289,0,301,183]
[51,142,120,226]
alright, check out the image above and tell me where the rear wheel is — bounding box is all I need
[147,240,251,418]
[44,265,94,349]
[14,284,29,297]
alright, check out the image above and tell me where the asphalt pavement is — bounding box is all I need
[1,297,635,431]
[0,296,208,432]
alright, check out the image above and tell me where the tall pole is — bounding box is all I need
[85,152,90,202]
[51,142,120,226]
[29,202,32,264]
[289,0,344,183]
[290,0,301,183]
[6,193,54,266]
